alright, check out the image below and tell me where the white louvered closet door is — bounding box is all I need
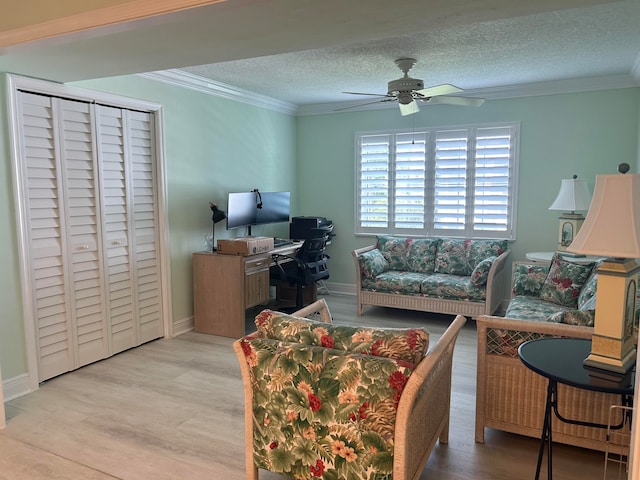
[18,92,108,381]
[17,91,163,382]
[95,106,162,351]
[127,110,163,343]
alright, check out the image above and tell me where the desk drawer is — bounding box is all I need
[244,255,270,274]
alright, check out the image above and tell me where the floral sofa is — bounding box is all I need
[233,298,466,480]
[352,236,510,318]
[475,254,636,453]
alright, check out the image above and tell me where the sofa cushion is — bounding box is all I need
[435,238,472,275]
[512,263,550,296]
[406,238,438,273]
[377,235,410,270]
[420,273,487,302]
[369,271,424,295]
[538,254,595,308]
[468,240,508,267]
[237,336,413,479]
[505,295,571,321]
[470,256,497,286]
[254,309,429,365]
[358,248,389,280]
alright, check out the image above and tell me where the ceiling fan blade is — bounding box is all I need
[343,91,390,97]
[415,83,463,97]
[427,96,485,107]
[334,97,396,112]
[399,100,420,116]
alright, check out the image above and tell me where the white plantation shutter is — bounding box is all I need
[394,133,427,229]
[473,126,513,232]
[433,130,468,231]
[356,123,518,239]
[358,135,390,229]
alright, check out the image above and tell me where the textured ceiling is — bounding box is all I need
[1,0,639,111]
[180,0,640,107]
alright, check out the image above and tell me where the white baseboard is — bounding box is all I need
[320,281,356,296]
[173,316,194,336]
[3,373,33,402]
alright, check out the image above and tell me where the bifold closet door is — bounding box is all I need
[95,105,162,352]
[18,92,108,381]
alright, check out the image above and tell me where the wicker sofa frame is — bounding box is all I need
[475,315,628,453]
[233,299,467,480]
[352,244,510,318]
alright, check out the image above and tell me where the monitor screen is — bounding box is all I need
[226,190,290,230]
[257,191,290,225]
[226,191,258,229]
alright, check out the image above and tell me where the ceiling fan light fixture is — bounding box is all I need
[399,100,419,116]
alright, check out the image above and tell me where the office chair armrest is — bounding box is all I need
[271,253,306,281]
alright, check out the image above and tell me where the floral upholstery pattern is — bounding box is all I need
[357,236,507,303]
[546,309,595,327]
[357,249,389,280]
[470,256,497,286]
[376,235,411,270]
[435,239,472,275]
[538,254,595,308]
[238,336,414,480]
[512,263,549,296]
[255,310,430,365]
[505,295,571,321]
[577,259,604,309]
[420,274,487,302]
[405,238,438,273]
[468,240,508,267]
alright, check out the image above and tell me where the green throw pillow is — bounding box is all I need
[470,256,496,286]
[358,248,389,280]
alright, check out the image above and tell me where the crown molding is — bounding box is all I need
[138,69,297,115]
[141,69,639,117]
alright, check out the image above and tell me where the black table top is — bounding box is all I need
[518,338,635,395]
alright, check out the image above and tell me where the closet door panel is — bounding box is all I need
[96,106,137,353]
[58,100,108,368]
[129,111,163,343]
[18,92,73,381]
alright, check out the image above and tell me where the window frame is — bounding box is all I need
[354,122,520,240]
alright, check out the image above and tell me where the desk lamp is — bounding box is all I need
[548,175,592,252]
[567,163,640,373]
[209,202,226,252]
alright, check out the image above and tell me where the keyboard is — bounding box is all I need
[273,238,294,248]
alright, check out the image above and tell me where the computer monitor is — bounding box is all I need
[226,190,290,233]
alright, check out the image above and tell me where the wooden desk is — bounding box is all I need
[192,242,301,338]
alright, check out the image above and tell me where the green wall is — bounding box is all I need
[296,88,640,286]
[0,74,297,380]
[0,72,639,387]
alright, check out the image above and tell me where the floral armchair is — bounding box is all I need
[233,299,466,480]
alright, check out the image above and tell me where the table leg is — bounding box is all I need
[535,379,555,480]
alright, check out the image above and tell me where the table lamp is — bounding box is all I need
[567,163,640,373]
[548,175,592,252]
[209,201,226,252]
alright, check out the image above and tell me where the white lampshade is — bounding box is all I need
[548,177,592,212]
[567,172,640,258]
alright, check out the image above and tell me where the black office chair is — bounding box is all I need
[271,228,330,310]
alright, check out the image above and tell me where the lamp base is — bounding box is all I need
[556,213,584,251]
[584,347,636,374]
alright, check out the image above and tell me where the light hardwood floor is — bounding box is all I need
[0,294,622,480]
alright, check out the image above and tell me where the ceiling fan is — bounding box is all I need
[338,58,485,115]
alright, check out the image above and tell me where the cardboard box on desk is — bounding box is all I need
[217,237,274,256]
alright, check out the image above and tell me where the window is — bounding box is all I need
[356,123,519,240]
